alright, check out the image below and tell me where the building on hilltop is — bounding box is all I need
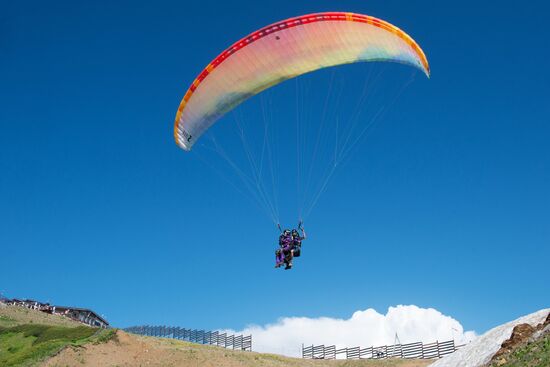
[53,305,109,328]
[3,298,52,311]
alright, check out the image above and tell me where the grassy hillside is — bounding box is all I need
[0,324,114,367]
[0,305,115,367]
[0,304,83,328]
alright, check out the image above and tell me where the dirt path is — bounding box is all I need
[43,331,433,367]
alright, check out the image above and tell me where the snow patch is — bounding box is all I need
[429,308,550,367]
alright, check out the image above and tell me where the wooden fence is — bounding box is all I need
[125,325,252,351]
[302,339,464,360]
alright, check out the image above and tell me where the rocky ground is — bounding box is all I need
[487,312,550,367]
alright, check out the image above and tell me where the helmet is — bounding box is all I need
[291,229,299,237]
[283,229,291,236]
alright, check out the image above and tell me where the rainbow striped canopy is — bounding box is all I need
[174,12,429,151]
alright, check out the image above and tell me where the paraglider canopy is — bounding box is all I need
[174,12,429,151]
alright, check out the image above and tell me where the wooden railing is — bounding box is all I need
[302,339,464,359]
[125,325,252,351]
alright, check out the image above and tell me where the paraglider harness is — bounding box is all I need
[291,225,304,258]
[276,222,304,269]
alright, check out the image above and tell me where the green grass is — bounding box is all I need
[0,315,17,327]
[490,333,550,367]
[0,324,105,367]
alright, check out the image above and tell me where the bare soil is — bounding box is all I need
[42,330,433,367]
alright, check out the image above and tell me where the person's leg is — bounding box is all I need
[288,248,294,264]
[275,249,282,267]
[278,248,286,265]
[284,246,293,269]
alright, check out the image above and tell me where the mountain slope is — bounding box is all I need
[0,305,114,367]
[43,330,432,367]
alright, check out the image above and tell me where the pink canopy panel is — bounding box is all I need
[174,12,430,151]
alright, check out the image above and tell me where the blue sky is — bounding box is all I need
[1,0,549,341]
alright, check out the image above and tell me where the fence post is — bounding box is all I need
[437,340,440,358]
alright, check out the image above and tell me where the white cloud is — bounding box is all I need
[222,305,477,357]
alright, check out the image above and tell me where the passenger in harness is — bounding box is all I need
[291,223,306,258]
[275,222,306,270]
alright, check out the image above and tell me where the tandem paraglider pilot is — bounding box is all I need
[275,222,306,270]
